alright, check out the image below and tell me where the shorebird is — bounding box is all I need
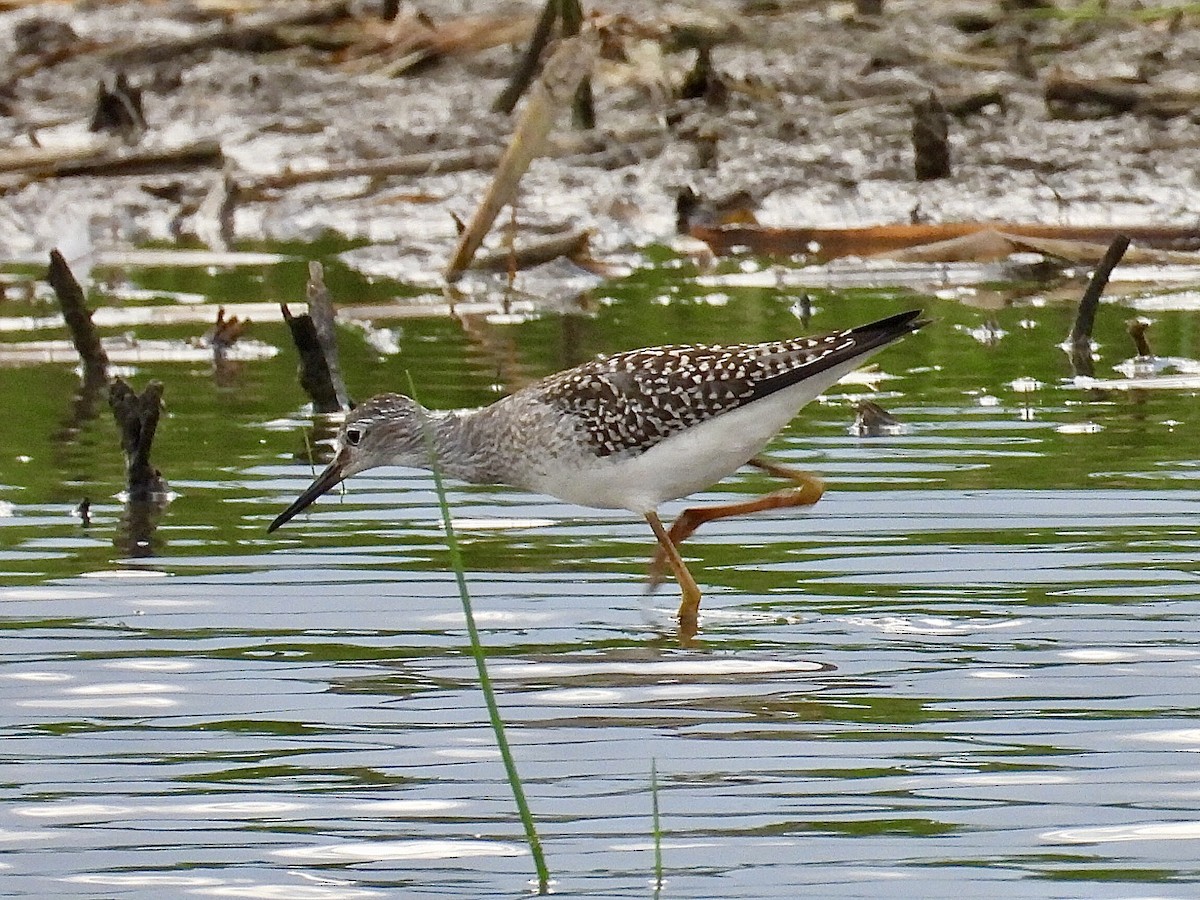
[269,309,926,635]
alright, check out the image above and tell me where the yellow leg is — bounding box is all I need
[747,455,827,497]
[648,456,825,591]
[645,510,702,638]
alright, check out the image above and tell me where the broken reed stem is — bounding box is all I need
[559,0,595,129]
[1127,318,1152,357]
[493,0,559,115]
[445,31,597,282]
[282,259,355,416]
[407,373,549,893]
[1068,234,1131,350]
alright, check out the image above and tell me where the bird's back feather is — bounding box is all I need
[535,309,925,458]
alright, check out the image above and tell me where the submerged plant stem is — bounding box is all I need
[408,374,550,893]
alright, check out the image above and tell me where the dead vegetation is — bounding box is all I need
[2,1,1199,279]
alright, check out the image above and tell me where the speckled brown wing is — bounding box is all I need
[536,309,925,458]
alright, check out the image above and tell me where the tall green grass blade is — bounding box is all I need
[407,374,550,893]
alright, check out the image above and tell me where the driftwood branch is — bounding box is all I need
[59,140,223,177]
[687,219,1199,260]
[0,140,225,180]
[102,0,352,65]
[241,145,502,194]
[468,227,592,272]
[1044,70,1199,119]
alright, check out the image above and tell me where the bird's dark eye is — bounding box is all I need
[345,426,363,447]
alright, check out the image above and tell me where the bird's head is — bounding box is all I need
[267,394,431,532]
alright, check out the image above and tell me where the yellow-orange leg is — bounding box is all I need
[645,509,702,638]
[647,456,826,592]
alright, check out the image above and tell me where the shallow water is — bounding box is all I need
[3,255,1200,898]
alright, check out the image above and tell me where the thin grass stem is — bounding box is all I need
[407,374,550,893]
[651,758,663,894]
[302,427,315,476]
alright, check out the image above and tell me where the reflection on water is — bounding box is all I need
[3,261,1200,896]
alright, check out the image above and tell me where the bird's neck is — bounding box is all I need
[422,407,497,484]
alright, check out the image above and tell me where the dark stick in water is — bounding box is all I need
[1068,234,1130,349]
[1067,234,1130,377]
[47,249,108,384]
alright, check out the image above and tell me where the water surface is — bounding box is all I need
[3,256,1200,897]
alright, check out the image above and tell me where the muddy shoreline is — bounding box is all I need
[2,1,1199,287]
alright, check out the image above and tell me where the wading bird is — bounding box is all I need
[270,309,926,636]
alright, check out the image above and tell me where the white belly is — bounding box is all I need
[530,353,869,513]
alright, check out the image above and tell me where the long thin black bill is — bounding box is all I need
[268,460,346,533]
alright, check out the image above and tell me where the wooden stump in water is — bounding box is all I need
[280,262,350,414]
[282,307,340,414]
[109,378,170,502]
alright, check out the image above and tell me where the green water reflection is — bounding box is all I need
[3,250,1200,897]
